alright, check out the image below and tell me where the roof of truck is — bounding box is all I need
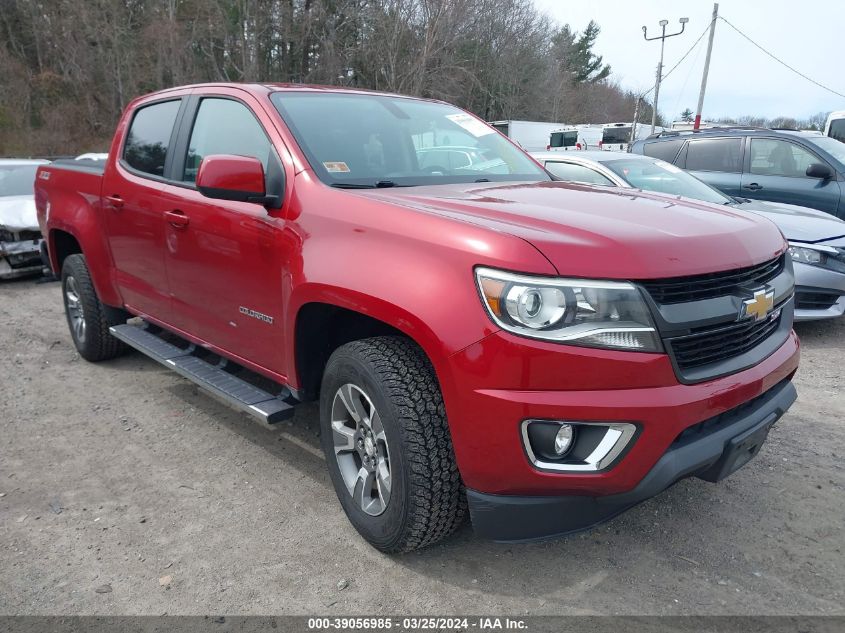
[141,82,442,104]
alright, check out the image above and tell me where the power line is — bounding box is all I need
[718,15,845,99]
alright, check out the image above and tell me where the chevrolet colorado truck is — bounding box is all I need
[35,84,800,552]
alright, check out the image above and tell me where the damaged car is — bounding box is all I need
[0,158,49,279]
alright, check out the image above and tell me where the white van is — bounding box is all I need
[547,127,582,151]
[598,123,659,151]
[824,111,845,143]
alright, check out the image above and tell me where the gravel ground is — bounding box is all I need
[1,277,843,616]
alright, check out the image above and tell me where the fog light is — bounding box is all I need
[554,424,575,456]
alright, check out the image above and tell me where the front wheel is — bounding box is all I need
[319,336,466,552]
[61,254,128,362]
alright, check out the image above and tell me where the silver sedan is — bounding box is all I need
[531,150,845,321]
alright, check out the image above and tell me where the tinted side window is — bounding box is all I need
[749,138,819,178]
[642,139,683,163]
[183,98,272,183]
[544,161,614,185]
[123,100,181,176]
[685,138,742,173]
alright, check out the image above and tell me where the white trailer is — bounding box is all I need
[489,120,570,152]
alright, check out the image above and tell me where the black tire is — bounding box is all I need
[61,254,128,362]
[319,336,467,552]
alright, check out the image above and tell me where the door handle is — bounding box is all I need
[743,183,763,191]
[164,210,190,228]
[105,194,124,210]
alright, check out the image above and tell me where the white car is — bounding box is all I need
[0,158,49,279]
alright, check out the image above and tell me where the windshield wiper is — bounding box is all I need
[330,180,399,189]
[330,182,376,189]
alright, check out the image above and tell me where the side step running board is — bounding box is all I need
[110,322,296,427]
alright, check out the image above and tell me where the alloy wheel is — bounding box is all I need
[330,383,392,516]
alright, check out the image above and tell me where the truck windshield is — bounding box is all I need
[602,127,631,145]
[270,92,549,187]
[0,164,40,198]
[602,158,732,205]
[550,131,578,148]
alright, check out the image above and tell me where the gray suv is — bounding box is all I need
[631,128,845,218]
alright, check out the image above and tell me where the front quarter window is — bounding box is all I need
[270,92,549,187]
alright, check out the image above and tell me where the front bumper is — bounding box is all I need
[793,261,845,321]
[466,378,796,541]
[442,328,799,497]
[0,238,44,279]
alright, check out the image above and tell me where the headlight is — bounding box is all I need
[788,244,824,266]
[475,267,662,352]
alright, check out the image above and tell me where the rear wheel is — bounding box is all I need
[319,336,466,552]
[61,254,128,362]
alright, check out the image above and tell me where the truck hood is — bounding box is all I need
[0,195,38,232]
[732,199,845,244]
[356,181,785,279]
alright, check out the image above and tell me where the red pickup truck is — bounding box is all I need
[35,83,799,552]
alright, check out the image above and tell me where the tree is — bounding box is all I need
[680,108,694,122]
[552,20,611,85]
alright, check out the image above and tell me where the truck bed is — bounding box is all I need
[47,158,107,176]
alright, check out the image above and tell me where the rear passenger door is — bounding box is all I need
[741,137,841,213]
[102,97,186,322]
[680,137,744,197]
[160,92,289,375]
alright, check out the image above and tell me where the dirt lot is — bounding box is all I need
[1,277,843,616]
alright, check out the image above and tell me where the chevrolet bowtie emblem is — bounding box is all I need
[741,289,775,322]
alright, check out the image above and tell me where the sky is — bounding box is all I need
[533,0,845,122]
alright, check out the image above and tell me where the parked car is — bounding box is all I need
[0,158,49,279]
[415,145,507,173]
[36,84,798,552]
[533,151,845,322]
[630,127,845,218]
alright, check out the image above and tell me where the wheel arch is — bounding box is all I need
[292,297,447,401]
[47,225,122,307]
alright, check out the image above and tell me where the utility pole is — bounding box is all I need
[643,17,689,134]
[630,96,642,143]
[694,3,719,130]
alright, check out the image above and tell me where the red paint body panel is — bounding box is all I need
[33,82,800,500]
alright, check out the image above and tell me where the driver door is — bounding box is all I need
[161,94,289,375]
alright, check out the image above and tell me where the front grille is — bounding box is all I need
[0,229,41,242]
[17,230,41,242]
[668,311,782,370]
[640,255,784,304]
[796,291,839,311]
